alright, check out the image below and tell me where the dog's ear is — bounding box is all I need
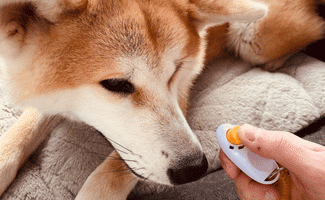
[0,0,88,22]
[0,0,91,57]
[189,0,268,33]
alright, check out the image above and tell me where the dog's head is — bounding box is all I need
[0,0,267,185]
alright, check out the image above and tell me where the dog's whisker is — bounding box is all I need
[125,176,140,187]
[106,155,137,163]
[124,172,149,188]
[85,138,133,156]
[94,169,130,177]
[78,148,129,158]
[94,167,144,179]
[105,137,135,154]
[106,155,123,160]
[85,140,112,147]
[58,138,131,159]
[112,148,131,155]
[111,170,143,180]
[138,172,150,182]
[142,173,152,182]
[59,138,112,157]
[120,159,137,162]
[111,167,145,174]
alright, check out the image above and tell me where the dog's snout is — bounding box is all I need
[167,153,208,185]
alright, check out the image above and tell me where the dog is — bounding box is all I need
[0,0,323,199]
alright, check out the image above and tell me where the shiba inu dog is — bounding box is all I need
[0,0,323,199]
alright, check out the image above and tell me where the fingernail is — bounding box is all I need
[239,125,256,142]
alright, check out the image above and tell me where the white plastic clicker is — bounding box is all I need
[216,124,280,184]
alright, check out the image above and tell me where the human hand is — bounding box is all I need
[219,124,325,200]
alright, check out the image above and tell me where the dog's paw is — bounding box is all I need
[0,149,20,196]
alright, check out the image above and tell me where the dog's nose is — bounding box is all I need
[167,153,208,185]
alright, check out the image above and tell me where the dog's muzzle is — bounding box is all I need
[167,153,208,185]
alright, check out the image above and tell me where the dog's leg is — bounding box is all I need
[76,151,139,200]
[0,107,63,195]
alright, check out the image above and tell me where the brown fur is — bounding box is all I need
[205,23,230,62]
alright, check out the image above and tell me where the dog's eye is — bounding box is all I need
[100,79,135,94]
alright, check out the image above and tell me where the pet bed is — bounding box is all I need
[0,53,325,200]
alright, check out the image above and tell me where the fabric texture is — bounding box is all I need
[0,53,324,199]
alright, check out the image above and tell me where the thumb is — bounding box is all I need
[237,124,313,175]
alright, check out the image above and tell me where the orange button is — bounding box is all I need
[226,126,242,145]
